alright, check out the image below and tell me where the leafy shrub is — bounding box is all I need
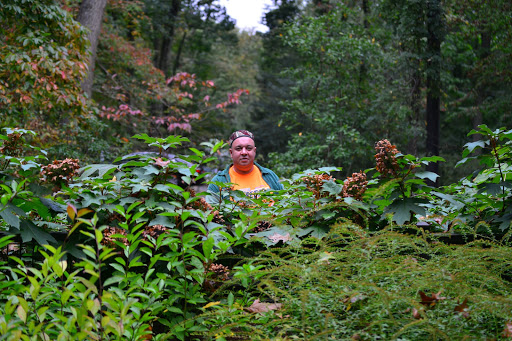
[0,124,511,340]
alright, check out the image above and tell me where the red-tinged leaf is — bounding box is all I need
[503,321,512,338]
[419,290,446,307]
[454,298,469,318]
[154,157,170,167]
[77,208,93,218]
[246,299,282,313]
[67,204,77,221]
[412,308,422,319]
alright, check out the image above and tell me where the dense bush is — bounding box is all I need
[0,125,511,340]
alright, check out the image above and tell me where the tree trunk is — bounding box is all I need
[472,31,491,142]
[425,0,442,185]
[154,0,181,76]
[77,0,108,97]
[358,0,369,86]
[172,31,188,75]
[408,38,422,156]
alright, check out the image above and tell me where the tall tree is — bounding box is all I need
[266,1,399,176]
[0,0,89,146]
[150,0,181,76]
[77,0,108,97]
[425,0,444,182]
[250,0,300,162]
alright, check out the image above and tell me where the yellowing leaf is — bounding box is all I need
[17,305,27,322]
[67,204,77,221]
[203,301,221,309]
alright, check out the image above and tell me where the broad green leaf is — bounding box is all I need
[384,198,427,225]
[322,180,342,196]
[148,215,176,229]
[297,225,329,239]
[80,164,118,179]
[418,155,445,163]
[462,141,486,157]
[18,220,57,245]
[318,166,341,173]
[415,171,439,183]
[0,208,21,229]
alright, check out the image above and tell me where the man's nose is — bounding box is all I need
[241,147,248,154]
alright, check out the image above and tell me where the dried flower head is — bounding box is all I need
[374,139,400,177]
[41,158,80,188]
[143,224,168,240]
[0,133,24,157]
[208,263,230,281]
[102,226,128,247]
[254,220,272,233]
[342,171,368,200]
[301,173,335,199]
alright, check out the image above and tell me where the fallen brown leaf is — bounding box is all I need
[267,233,291,244]
[454,298,470,318]
[246,299,282,314]
[419,290,446,307]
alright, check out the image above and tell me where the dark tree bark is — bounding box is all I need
[172,31,187,75]
[154,0,181,76]
[408,55,421,156]
[77,0,108,97]
[425,0,443,185]
[472,31,491,142]
[358,0,369,86]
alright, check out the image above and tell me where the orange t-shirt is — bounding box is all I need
[229,166,270,194]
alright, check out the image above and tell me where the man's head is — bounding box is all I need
[228,130,256,174]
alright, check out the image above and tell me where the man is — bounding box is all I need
[207,130,284,194]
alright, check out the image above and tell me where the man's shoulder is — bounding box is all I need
[254,162,274,174]
[210,165,231,182]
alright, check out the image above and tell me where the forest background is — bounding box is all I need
[1,1,512,339]
[1,0,512,183]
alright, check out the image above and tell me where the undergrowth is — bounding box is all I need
[210,227,512,340]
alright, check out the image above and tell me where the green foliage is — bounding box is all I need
[0,130,254,340]
[231,230,512,340]
[268,1,405,177]
[1,125,512,339]
[0,0,90,145]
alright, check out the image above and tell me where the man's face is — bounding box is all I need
[230,137,256,172]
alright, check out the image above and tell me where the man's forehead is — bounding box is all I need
[231,137,255,148]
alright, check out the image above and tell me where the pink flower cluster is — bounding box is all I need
[100,104,143,121]
[215,89,250,109]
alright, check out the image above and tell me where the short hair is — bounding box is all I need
[228,130,254,147]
